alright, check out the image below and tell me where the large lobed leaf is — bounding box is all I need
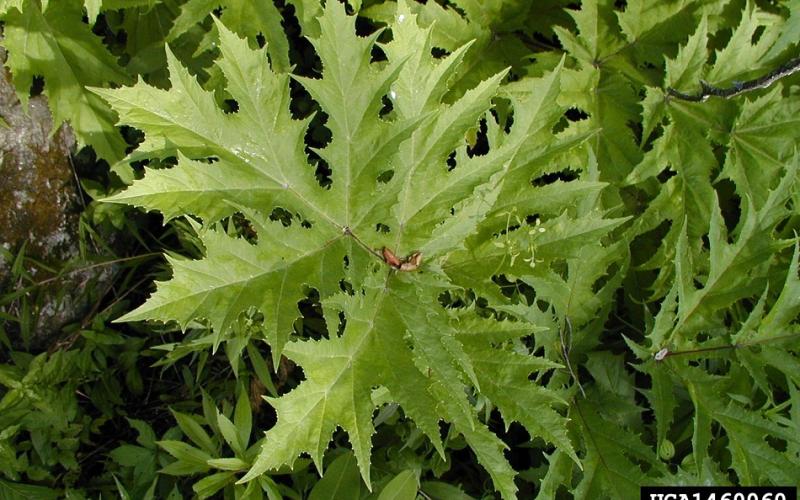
[97,1,582,497]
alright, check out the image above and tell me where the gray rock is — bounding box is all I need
[0,51,115,349]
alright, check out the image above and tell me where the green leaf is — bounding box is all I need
[216,412,244,457]
[458,316,576,464]
[421,481,474,500]
[168,0,290,73]
[241,277,443,488]
[0,0,22,15]
[706,2,782,85]
[554,0,626,62]
[246,344,278,397]
[171,409,216,454]
[193,471,235,499]
[573,400,666,498]
[766,0,800,58]
[377,469,419,500]
[285,0,322,36]
[127,418,157,449]
[681,367,800,484]
[234,384,253,451]
[157,440,213,475]
[721,88,800,205]
[670,160,797,345]
[364,0,530,101]
[307,452,362,500]
[665,15,708,90]
[206,457,248,471]
[3,0,132,162]
[0,478,60,499]
[84,0,101,21]
[113,475,131,500]
[534,449,574,500]
[109,444,153,468]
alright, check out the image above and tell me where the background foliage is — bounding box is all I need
[1,0,799,498]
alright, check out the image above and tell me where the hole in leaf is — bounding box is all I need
[535,369,554,387]
[498,106,514,134]
[438,290,458,308]
[751,25,765,45]
[296,287,327,340]
[552,115,569,134]
[531,168,580,186]
[723,311,733,327]
[495,420,532,472]
[223,98,239,114]
[354,5,380,30]
[467,118,489,157]
[339,279,354,295]
[232,213,258,243]
[532,32,563,51]
[311,153,333,189]
[439,289,478,309]
[630,219,671,266]
[497,224,521,236]
[443,0,468,19]
[377,169,394,183]
[379,94,394,119]
[550,259,568,279]
[591,263,620,293]
[446,151,457,171]
[525,214,542,225]
[269,207,293,227]
[657,168,676,183]
[276,357,303,395]
[493,275,535,304]
[375,223,390,233]
[303,109,333,188]
[564,107,589,122]
[288,70,318,120]
[120,125,145,154]
[715,178,741,235]
[142,156,178,171]
[336,310,347,337]
[30,75,45,97]
[766,435,787,453]
[431,47,450,59]
[370,43,388,63]
[282,1,321,83]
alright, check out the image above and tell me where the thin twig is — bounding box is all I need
[655,331,800,361]
[343,226,386,262]
[667,57,800,102]
[30,253,162,288]
[67,154,87,210]
[559,317,586,398]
